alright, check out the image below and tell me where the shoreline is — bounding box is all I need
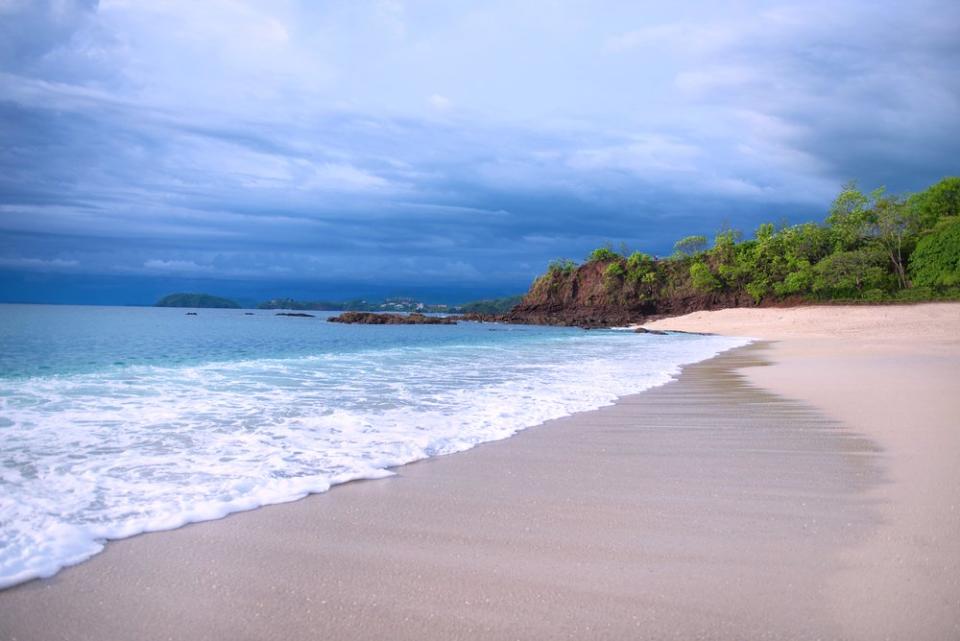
[0,326,746,592]
[2,341,888,640]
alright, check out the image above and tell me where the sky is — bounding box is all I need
[1,0,958,304]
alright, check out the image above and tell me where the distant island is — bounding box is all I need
[155,293,241,309]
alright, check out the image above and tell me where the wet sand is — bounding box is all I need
[1,344,887,640]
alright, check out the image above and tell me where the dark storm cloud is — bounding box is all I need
[0,0,957,301]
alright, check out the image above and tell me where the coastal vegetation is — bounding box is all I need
[509,177,960,325]
[154,293,240,309]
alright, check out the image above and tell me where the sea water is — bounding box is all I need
[0,304,749,588]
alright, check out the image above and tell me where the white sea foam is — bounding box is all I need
[0,331,749,588]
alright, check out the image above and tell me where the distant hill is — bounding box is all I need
[257,297,344,311]
[258,297,456,313]
[155,293,241,309]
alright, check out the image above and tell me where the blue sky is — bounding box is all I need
[1,0,958,303]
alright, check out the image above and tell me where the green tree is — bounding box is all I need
[909,177,960,229]
[868,190,919,289]
[909,217,960,288]
[717,240,756,295]
[774,262,815,296]
[690,261,721,292]
[673,235,708,256]
[826,182,871,250]
[770,223,831,297]
[711,228,742,267]
[813,247,891,298]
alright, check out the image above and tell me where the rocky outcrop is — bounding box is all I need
[503,260,753,328]
[328,312,457,325]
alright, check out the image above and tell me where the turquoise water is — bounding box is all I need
[0,305,587,380]
[0,304,749,588]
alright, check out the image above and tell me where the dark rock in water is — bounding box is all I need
[329,312,456,325]
[244,312,254,315]
[634,327,668,335]
[185,312,198,316]
[276,312,316,318]
[663,329,714,336]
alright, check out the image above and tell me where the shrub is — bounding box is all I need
[547,258,578,276]
[605,261,625,279]
[603,262,626,290]
[587,246,621,262]
[625,252,655,282]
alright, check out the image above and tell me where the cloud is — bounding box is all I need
[566,135,702,174]
[142,259,212,273]
[302,162,393,191]
[604,22,736,55]
[0,0,99,71]
[428,94,453,111]
[0,256,79,270]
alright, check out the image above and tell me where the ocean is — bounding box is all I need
[0,304,749,588]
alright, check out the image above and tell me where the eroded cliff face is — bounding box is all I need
[503,260,752,327]
[503,261,647,326]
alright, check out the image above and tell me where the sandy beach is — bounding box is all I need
[2,304,958,640]
[646,303,960,639]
